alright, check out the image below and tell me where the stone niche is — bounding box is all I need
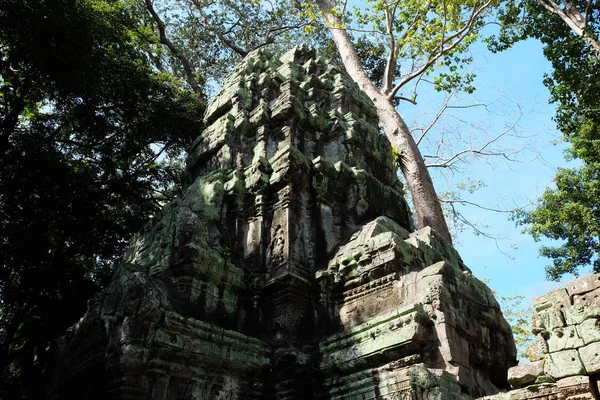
[485,273,600,400]
[46,46,516,400]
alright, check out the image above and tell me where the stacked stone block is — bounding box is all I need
[484,273,600,399]
[46,46,516,400]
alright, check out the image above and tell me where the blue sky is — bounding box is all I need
[415,37,579,303]
[335,1,583,305]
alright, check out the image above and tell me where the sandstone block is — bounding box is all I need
[566,274,600,296]
[563,305,590,325]
[573,287,600,307]
[508,360,545,388]
[576,318,600,345]
[544,349,586,379]
[527,341,545,362]
[578,341,600,374]
[532,288,570,312]
[556,375,595,399]
[546,325,583,352]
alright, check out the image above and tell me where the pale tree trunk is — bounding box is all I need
[315,0,453,244]
[537,0,600,56]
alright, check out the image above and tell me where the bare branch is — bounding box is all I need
[395,96,418,104]
[441,198,522,213]
[192,0,249,56]
[144,0,202,93]
[264,22,317,45]
[420,98,541,170]
[416,99,452,146]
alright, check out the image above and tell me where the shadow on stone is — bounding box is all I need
[45,46,517,400]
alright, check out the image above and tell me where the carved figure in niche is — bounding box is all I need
[269,224,285,268]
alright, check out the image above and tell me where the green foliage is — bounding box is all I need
[150,0,331,92]
[334,0,495,96]
[494,0,600,280]
[500,294,535,360]
[0,0,205,396]
[391,145,404,168]
[354,36,393,87]
[516,163,600,280]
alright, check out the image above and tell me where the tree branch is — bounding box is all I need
[388,0,493,100]
[583,0,592,27]
[441,198,522,213]
[192,0,249,56]
[424,106,525,168]
[414,92,498,145]
[144,0,202,93]
[315,0,382,99]
[395,96,418,104]
[536,0,600,55]
[382,7,397,94]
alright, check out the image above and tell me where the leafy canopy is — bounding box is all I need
[0,0,204,396]
[146,0,330,92]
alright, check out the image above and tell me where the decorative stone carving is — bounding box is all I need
[488,272,600,400]
[46,46,516,400]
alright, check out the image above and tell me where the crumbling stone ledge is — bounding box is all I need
[481,273,600,400]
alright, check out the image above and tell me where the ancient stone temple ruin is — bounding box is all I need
[47,46,518,399]
[485,272,600,400]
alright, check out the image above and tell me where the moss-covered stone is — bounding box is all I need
[47,46,518,400]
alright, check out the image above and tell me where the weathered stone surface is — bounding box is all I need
[508,360,545,388]
[493,273,600,400]
[556,375,596,399]
[547,325,584,353]
[532,288,570,313]
[578,341,600,374]
[46,46,516,400]
[482,375,598,400]
[566,274,600,297]
[545,349,586,379]
[317,222,517,397]
[577,317,600,345]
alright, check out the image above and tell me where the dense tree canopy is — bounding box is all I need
[0,0,205,396]
[142,0,331,93]
[0,0,329,396]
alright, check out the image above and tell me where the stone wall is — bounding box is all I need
[483,273,600,400]
[46,46,516,400]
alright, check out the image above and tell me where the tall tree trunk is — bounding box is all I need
[316,0,453,244]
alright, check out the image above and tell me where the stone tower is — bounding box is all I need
[47,46,517,400]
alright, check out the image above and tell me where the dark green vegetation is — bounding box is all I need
[0,0,327,397]
[524,4,600,280]
[492,0,600,280]
[0,0,205,396]
[0,0,597,396]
